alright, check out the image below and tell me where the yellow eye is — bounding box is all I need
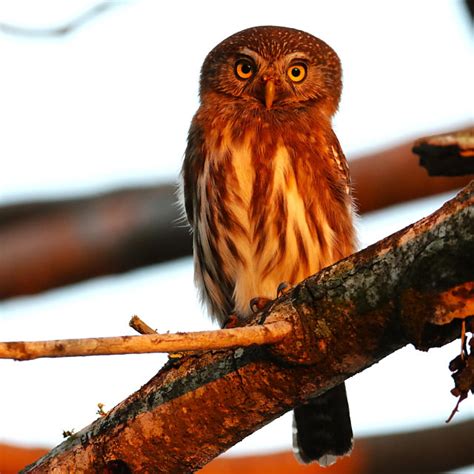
[287,63,307,82]
[235,59,255,80]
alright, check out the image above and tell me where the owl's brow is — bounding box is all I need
[236,47,262,62]
[284,52,311,63]
[236,47,310,65]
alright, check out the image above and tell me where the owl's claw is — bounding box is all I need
[277,281,293,298]
[250,297,272,314]
[250,283,293,316]
[223,313,241,328]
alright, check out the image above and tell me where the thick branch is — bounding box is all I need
[1,132,472,300]
[22,182,474,473]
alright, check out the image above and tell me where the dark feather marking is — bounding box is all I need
[274,190,287,236]
[294,225,309,275]
[225,236,242,262]
[254,222,266,255]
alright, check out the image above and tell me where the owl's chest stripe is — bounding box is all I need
[199,139,337,315]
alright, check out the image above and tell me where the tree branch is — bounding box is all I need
[21,182,474,473]
[0,321,292,360]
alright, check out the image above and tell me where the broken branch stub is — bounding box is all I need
[413,127,474,176]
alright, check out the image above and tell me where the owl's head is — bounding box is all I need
[200,26,342,117]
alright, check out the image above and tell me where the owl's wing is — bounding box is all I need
[181,120,206,227]
[182,119,236,325]
[328,131,352,197]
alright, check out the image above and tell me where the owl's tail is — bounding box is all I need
[292,383,353,466]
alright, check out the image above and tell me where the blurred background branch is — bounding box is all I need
[0,2,119,38]
[3,420,472,474]
[203,419,474,474]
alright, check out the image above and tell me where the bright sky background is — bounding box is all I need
[0,0,472,468]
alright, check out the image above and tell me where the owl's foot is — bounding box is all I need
[277,281,293,298]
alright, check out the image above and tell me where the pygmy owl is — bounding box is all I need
[182,25,356,465]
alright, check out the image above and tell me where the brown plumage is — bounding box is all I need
[182,25,356,465]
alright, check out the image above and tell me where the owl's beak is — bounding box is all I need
[264,79,275,109]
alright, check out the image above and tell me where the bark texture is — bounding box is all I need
[22,182,474,473]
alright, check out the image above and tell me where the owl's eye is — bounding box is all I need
[287,63,307,83]
[235,59,255,80]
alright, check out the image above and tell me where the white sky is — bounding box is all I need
[0,0,472,466]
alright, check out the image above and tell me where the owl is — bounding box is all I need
[182,26,356,465]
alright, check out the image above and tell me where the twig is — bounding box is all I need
[445,393,466,423]
[129,315,157,335]
[0,321,292,361]
[0,2,118,38]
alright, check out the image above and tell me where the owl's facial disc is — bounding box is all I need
[200,26,343,116]
[232,51,311,109]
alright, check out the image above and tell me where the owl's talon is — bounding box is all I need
[250,297,272,314]
[277,281,293,298]
[223,313,241,328]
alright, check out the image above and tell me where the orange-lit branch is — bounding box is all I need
[22,182,473,473]
[0,322,292,361]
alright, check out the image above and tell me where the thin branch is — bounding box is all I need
[21,182,474,473]
[1,288,472,360]
[0,322,292,360]
[0,2,119,38]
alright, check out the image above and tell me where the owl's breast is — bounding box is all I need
[196,126,348,320]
